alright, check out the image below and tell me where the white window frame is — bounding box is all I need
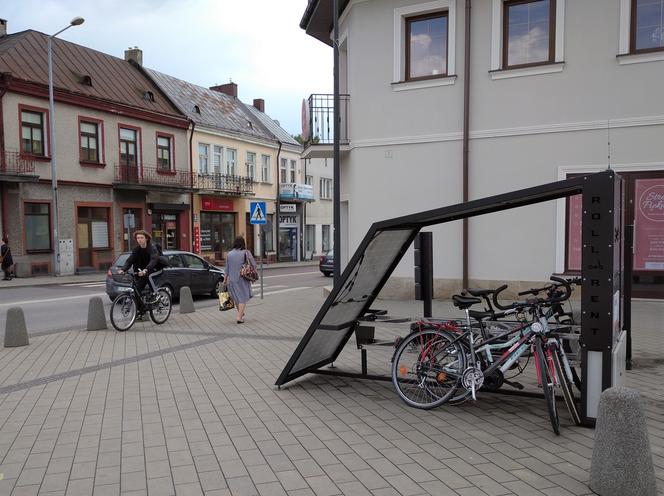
[280,158,288,184]
[289,159,297,183]
[246,151,256,180]
[320,178,333,200]
[213,145,223,174]
[198,143,209,175]
[618,0,664,64]
[261,154,271,183]
[393,0,457,91]
[226,148,236,176]
[305,174,313,186]
[490,0,565,79]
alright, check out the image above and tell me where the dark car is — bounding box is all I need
[106,250,225,301]
[319,250,334,277]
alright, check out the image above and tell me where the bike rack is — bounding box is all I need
[276,170,626,427]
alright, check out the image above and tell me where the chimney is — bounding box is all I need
[209,82,237,98]
[124,47,143,66]
[0,19,7,37]
[253,99,265,113]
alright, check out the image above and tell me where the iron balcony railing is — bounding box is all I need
[1,150,37,176]
[114,163,195,190]
[305,93,349,146]
[196,173,254,196]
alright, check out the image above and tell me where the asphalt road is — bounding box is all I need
[0,266,330,335]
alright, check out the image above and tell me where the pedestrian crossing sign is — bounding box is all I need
[249,201,267,225]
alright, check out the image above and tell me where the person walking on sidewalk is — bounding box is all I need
[225,236,256,324]
[1,235,14,281]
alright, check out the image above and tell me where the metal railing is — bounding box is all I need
[114,163,195,189]
[306,93,349,146]
[0,150,37,176]
[196,173,254,195]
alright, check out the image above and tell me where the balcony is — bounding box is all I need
[279,183,314,202]
[302,93,349,159]
[0,150,39,182]
[196,173,254,196]
[113,163,195,193]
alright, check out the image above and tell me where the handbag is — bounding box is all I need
[218,285,234,311]
[240,251,259,282]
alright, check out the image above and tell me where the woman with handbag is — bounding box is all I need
[225,236,257,323]
[1,235,13,281]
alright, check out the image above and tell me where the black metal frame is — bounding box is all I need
[276,170,624,427]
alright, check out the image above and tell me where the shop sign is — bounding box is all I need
[567,194,582,271]
[280,204,296,213]
[279,214,298,227]
[634,178,664,271]
[201,197,234,212]
[279,183,314,201]
[193,226,200,253]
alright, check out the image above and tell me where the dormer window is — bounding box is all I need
[80,75,92,86]
[247,120,253,129]
[194,104,201,114]
[143,91,154,102]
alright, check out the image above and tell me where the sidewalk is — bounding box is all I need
[0,290,661,495]
[0,261,319,289]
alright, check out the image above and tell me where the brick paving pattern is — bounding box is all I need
[0,290,662,495]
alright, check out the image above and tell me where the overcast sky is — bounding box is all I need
[1,0,332,135]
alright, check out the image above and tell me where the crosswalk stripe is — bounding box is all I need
[262,287,311,296]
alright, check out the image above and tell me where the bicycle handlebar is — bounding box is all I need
[492,276,572,311]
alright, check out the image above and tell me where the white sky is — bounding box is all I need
[1,0,333,135]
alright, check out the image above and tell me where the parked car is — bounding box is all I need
[106,250,225,301]
[319,250,334,277]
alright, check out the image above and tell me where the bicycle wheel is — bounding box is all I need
[550,341,581,426]
[149,288,172,325]
[535,338,560,435]
[110,293,137,331]
[391,329,465,409]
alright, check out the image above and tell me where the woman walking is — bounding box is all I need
[0,235,13,281]
[225,236,257,323]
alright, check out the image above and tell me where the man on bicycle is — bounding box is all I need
[118,230,166,303]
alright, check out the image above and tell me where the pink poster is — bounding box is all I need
[567,194,582,271]
[634,178,664,271]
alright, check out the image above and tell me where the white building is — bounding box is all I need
[303,157,334,259]
[300,0,664,299]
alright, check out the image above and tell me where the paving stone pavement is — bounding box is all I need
[0,289,662,496]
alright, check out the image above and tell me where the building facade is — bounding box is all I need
[302,157,334,259]
[301,0,664,298]
[0,29,190,276]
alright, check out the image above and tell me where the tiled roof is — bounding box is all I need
[0,30,182,116]
[244,104,302,149]
[146,68,276,143]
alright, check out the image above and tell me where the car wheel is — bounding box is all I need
[211,278,224,297]
[323,271,331,277]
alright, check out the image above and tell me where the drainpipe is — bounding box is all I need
[275,140,282,262]
[188,119,196,252]
[462,0,472,290]
[333,0,341,283]
[0,83,8,239]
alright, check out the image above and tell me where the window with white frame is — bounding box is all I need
[213,145,223,174]
[393,0,457,87]
[246,151,256,180]
[620,0,664,57]
[289,159,297,183]
[261,154,271,182]
[322,225,331,252]
[305,225,315,256]
[198,143,209,174]
[280,158,288,183]
[226,148,236,175]
[490,0,565,77]
[320,178,333,200]
[305,174,313,186]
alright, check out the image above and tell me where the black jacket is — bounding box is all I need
[122,243,160,273]
[0,244,12,267]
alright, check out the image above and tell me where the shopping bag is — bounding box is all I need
[218,288,234,311]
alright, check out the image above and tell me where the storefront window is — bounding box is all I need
[322,225,331,252]
[306,225,315,258]
[264,214,274,252]
[200,212,235,255]
[152,213,179,250]
[25,203,51,251]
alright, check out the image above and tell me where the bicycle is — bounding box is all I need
[391,277,580,434]
[110,272,172,331]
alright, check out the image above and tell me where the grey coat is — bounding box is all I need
[226,249,256,304]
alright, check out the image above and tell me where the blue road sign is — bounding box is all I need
[249,201,267,225]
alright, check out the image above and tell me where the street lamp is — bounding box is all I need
[48,16,84,276]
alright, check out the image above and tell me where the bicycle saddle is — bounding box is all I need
[452,294,481,310]
[467,288,495,297]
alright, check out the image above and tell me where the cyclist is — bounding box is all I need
[118,230,167,304]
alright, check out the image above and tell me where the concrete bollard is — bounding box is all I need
[589,386,657,496]
[4,307,29,347]
[179,286,195,314]
[87,296,108,331]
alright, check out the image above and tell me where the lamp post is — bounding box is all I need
[48,16,84,276]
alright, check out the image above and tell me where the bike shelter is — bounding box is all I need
[276,170,627,427]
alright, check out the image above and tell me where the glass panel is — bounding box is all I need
[506,0,551,66]
[408,14,448,78]
[81,122,97,134]
[157,136,169,147]
[183,254,205,268]
[120,128,137,141]
[635,0,664,50]
[634,178,664,271]
[21,111,42,125]
[22,127,31,140]
[25,204,50,251]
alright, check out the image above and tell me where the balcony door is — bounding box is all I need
[119,127,139,182]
